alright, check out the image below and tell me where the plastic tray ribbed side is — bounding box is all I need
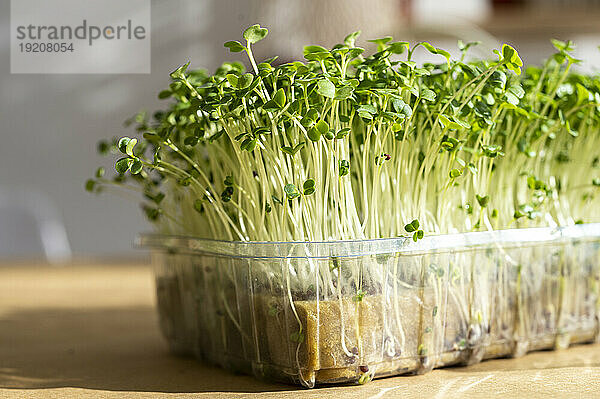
[141,224,600,388]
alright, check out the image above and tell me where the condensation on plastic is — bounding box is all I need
[140,224,600,388]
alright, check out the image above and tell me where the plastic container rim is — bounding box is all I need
[137,223,600,259]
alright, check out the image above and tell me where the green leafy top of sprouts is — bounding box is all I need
[87,26,600,242]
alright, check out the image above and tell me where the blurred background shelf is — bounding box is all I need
[484,6,600,36]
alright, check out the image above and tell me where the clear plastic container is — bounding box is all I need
[140,224,600,388]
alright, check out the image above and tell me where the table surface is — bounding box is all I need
[1,262,599,399]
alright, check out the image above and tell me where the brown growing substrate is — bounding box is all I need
[255,294,421,384]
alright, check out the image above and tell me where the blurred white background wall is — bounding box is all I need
[0,0,599,258]
[0,0,229,257]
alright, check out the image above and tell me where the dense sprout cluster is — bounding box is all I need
[87,25,600,241]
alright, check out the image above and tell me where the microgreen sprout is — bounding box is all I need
[353,289,365,302]
[405,219,424,242]
[87,24,599,242]
[290,330,304,343]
